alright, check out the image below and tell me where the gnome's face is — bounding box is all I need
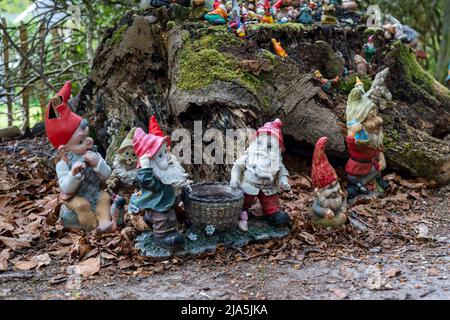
[118,146,137,169]
[362,109,384,149]
[316,181,344,211]
[64,120,94,155]
[247,134,281,181]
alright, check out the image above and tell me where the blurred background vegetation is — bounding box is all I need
[0,0,449,130]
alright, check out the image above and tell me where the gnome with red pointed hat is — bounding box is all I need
[230,118,291,231]
[45,82,124,233]
[132,117,191,250]
[311,137,347,228]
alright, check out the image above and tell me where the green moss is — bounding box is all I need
[260,49,279,66]
[247,22,305,33]
[166,20,176,30]
[110,24,129,46]
[177,29,264,93]
[338,74,372,95]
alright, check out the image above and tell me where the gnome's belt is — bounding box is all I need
[244,177,273,188]
[350,157,373,164]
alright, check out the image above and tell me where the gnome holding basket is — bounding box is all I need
[132,120,192,250]
[310,137,347,228]
[230,118,291,231]
[45,82,124,232]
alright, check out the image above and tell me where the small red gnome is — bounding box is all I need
[46,82,123,232]
[311,137,347,228]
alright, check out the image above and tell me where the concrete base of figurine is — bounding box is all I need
[310,212,347,229]
[135,221,290,260]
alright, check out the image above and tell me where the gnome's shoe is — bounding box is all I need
[111,195,126,226]
[347,182,369,199]
[143,211,153,227]
[260,211,291,227]
[151,209,184,250]
[376,176,390,191]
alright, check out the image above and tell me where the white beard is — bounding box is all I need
[246,141,282,183]
[149,154,190,192]
[317,183,343,211]
[112,155,138,186]
[367,129,384,149]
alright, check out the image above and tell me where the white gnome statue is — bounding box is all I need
[366,67,392,110]
[230,118,291,232]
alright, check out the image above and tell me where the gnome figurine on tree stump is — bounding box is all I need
[311,137,347,228]
[132,121,191,250]
[345,78,389,200]
[46,81,124,232]
[230,118,291,231]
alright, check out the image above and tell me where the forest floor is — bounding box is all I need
[0,137,449,300]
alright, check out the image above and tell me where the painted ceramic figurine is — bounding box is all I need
[366,67,392,111]
[311,137,347,228]
[313,70,339,91]
[345,78,389,200]
[230,118,291,230]
[321,0,338,25]
[262,0,274,23]
[205,0,228,24]
[132,124,192,249]
[272,38,288,58]
[297,3,314,24]
[363,35,376,64]
[45,81,123,232]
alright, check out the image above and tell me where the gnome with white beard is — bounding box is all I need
[230,119,291,231]
[132,125,191,250]
[311,137,347,228]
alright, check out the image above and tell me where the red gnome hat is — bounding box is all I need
[213,0,220,9]
[253,118,285,152]
[264,0,270,10]
[311,137,338,189]
[45,81,82,149]
[149,115,171,147]
[133,127,169,168]
[273,0,283,10]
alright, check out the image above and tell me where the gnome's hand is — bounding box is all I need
[71,162,86,177]
[230,178,240,189]
[279,176,291,191]
[140,155,150,169]
[325,209,334,219]
[84,151,100,167]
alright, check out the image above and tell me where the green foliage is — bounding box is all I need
[110,24,129,46]
[337,74,373,95]
[0,0,31,14]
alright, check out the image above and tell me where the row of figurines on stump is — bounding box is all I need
[45,74,390,250]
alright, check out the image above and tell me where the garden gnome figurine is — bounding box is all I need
[46,81,123,232]
[363,35,376,63]
[311,137,347,228]
[366,67,392,110]
[353,54,369,76]
[345,78,389,200]
[230,118,291,229]
[132,125,191,250]
[297,3,314,24]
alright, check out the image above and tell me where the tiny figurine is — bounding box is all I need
[287,6,299,21]
[261,0,274,23]
[230,118,291,228]
[345,78,389,200]
[363,35,376,64]
[342,0,357,10]
[272,38,288,58]
[366,5,382,28]
[366,67,392,110]
[132,123,192,249]
[383,23,408,42]
[45,81,123,232]
[256,0,266,15]
[205,0,228,24]
[313,70,339,91]
[271,0,283,16]
[446,62,450,89]
[297,3,314,24]
[311,137,347,228]
[321,0,338,25]
[353,54,369,76]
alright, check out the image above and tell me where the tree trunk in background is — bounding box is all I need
[2,18,13,127]
[19,25,30,134]
[435,0,450,83]
[86,3,95,66]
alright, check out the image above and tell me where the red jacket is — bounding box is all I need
[345,136,381,176]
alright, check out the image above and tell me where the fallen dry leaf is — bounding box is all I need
[14,253,51,270]
[0,249,10,271]
[0,236,31,251]
[74,257,101,277]
[385,267,401,278]
[299,232,316,245]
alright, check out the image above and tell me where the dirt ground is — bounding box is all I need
[0,137,449,300]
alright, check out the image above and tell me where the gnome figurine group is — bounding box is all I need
[230,119,291,231]
[45,81,124,232]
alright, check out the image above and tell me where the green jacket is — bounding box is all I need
[134,167,176,212]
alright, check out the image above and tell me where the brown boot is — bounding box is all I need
[149,209,184,250]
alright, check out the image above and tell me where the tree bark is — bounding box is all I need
[435,0,450,83]
[2,18,13,127]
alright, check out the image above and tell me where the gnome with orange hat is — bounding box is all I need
[311,137,347,228]
[46,82,124,233]
[230,118,291,231]
[132,117,191,250]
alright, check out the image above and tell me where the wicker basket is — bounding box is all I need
[182,182,244,231]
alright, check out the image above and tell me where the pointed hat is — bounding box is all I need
[45,81,83,149]
[149,115,171,147]
[132,128,169,168]
[117,127,137,154]
[252,118,285,152]
[311,137,338,189]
